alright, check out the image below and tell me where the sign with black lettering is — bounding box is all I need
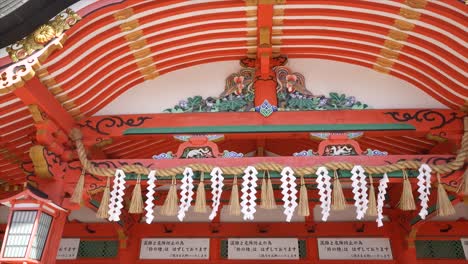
[228,238,299,259]
[56,238,80,260]
[140,238,209,259]
[318,238,392,260]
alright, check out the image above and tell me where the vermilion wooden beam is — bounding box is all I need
[79,110,466,142]
[12,76,76,134]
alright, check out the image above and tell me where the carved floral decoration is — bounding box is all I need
[6,8,81,62]
[164,61,369,114]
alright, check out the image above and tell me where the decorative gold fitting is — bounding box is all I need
[388,29,408,41]
[373,65,390,74]
[246,30,257,37]
[63,101,76,110]
[245,9,257,17]
[129,39,147,50]
[246,20,257,27]
[380,48,399,59]
[376,57,394,68]
[144,72,159,80]
[399,8,421,20]
[113,8,134,20]
[136,57,154,68]
[133,48,152,59]
[384,39,404,50]
[125,30,143,42]
[246,39,257,46]
[425,133,448,143]
[273,9,285,16]
[28,105,46,123]
[35,68,49,79]
[271,38,282,45]
[271,29,282,36]
[259,27,271,45]
[41,78,57,88]
[69,108,82,117]
[273,18,284,26]
[404,0,427,9]
[245,0,257,6]
[49,86,63,95]
[394,19,415,31]
[56,93,69,103]
[139,66,157,76]
[120,20,139,32]
[259,0,286,4]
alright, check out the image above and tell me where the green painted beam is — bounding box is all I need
[124,170,418,180]
[124,123,415,135]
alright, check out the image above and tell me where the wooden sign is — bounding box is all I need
[56,238,80,260]
[461,238,468,260]
[318,238,393,260]
[227,238,299,259]
[139,238,209,259]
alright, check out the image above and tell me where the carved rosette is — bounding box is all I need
[6,8,81,62]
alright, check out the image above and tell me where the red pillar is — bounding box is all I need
[390,220,418,264]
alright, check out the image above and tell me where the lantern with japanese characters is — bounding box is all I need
[0,188,67,264]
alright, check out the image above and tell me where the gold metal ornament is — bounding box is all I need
[33,25,56,44]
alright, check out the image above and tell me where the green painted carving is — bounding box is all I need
[163,64,368,113]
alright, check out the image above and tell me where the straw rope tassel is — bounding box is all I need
[260,172,267,208]
[229,175,241,215]
[129,175,144,214]
[194,172,207,213]
[264,171,277,209]
[297,175,310,216]
[71,168,86,204]
[437,173,455,216]
[367,175,377,216]
[161,177,178,216]
[398,170,416,211]
[458,168,468,196]
[332,170,346,210]
[96,177,111,219]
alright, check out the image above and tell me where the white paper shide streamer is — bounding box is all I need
[351,165,368,220]
[315,167,332,221]
[376,173,389,227]
[209,167,224,220]
[144,170,157,224]
[417,164,432,219]
[177,167,194,221]
[240,166,258,220]
[280,167,298,222]
[108,169,126,221]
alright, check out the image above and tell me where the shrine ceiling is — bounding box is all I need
[0,0,466,187]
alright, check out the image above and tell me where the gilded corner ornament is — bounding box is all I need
[6,8,81,62]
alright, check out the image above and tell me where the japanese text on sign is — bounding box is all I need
[56,238,80,260]
[461,238,468,260]
[140,238,209,259]
[228,238,299,259]
[318,238,393,260]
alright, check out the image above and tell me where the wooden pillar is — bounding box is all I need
[390,217,418,264]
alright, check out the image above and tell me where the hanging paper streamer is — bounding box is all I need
[144,170,157,224]
[351,165,368,220]
[177,167,195,221]
[209,167,224,220]
[417,164,432,219]
[240,166,258,220]
[376,173,389,227]
[108,169,127,222]
[280,167,298,222]
[316,166,332,221]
